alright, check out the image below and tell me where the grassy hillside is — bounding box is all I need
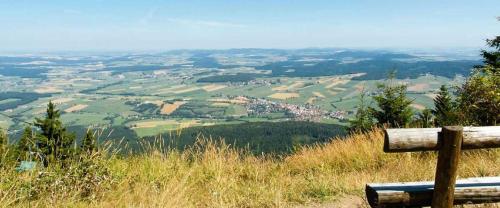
[1,129,499,207]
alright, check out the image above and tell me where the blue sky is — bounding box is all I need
[0,0,499,51]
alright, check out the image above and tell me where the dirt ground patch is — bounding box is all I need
[161,101,187,115]
[64,104,88,113]
[268,92,300,100]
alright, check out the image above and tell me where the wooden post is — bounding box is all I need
[431,126,463,208]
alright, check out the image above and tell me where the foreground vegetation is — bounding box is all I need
[1,129,498,207]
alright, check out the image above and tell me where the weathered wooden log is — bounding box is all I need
[366,177,500,208]
[384,126,500,152]
[432,126,463,208]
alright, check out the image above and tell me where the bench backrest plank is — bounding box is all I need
[384,126,500,152]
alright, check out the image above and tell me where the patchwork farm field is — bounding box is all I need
[0,49,471,141]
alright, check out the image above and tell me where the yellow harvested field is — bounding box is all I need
[289,81,305,89]
[34,86,63,93]
[51,98,74,104]
[272,85,289,91]
[64,104,88,113]
[202,84,227,92]
[161,101,187,115]
[173,87,200,94]
[268,93,300,100]
[325,79,350,89]
[312,92,325,98]
[410,104,426,110]
[272,81,304,91]
[408,83,430,92]
[132,120,200,129]
[211,102,231,106]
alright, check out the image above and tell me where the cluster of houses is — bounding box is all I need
[244,97,345,122]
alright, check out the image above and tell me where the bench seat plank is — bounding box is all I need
[366,177,500,208]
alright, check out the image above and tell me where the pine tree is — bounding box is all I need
[349,89,374,133]
[34,101,76,166]
[432,85,458,126]
[369,73,414,128]
[81,129,97,154]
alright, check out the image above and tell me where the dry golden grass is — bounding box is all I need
[1,129,498,207]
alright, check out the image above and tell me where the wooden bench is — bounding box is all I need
[366,126,500,208]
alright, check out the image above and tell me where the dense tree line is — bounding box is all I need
[141,121,346,155]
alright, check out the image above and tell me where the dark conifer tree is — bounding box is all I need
[369,72,413,127]
[34,101,76,166]
[432,85,458,126]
